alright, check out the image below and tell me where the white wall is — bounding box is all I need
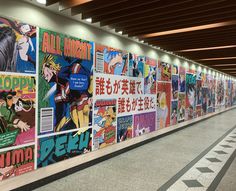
[0,0,186,65]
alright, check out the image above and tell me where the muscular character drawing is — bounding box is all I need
[0,91,32,134]
[41,55,93,132]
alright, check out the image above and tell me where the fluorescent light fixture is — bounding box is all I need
[37,0,46,4]
[85,18,92,23]
[221,68,236,71]
[176,45,236,52]
[140,40,144,43]
[197,57,236,61]
[118,31,123,34]
[213,64,236,66]
[141,20,236,38]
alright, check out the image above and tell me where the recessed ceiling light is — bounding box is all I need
[37,0,46,4]
[85,18,92,23]
[140,40,144,43]
[118,31,123,34]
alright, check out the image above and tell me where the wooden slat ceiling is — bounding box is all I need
[46,0,236,77]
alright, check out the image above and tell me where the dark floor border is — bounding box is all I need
[157,123,236,191]
[207,146,236,191]
[12,107,236,191]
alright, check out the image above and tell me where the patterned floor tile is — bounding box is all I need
[220,145,233,148]
[214,150,228,154]
[196,167,214,173]
[206,158,222,163]
[182,179,203,188]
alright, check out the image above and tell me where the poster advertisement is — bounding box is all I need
[202,87,208,115]
[0,145,34,180]
[196,80,202,105]
[186,73,196,120]
[129,53,144,77]
[196,105,202,117]
[171,101,178,126]
[37,129,92,168]
[93,99,116,149]
[178,93,186,123]
[172,63,179,75]
[157,82,171,128]
[95,44,128,76]
[179,65,186,93]
[0,75,35,149]
[0,17,36,74]
[133,112,156,137]
[216,79,225,109]
[157,61,171,81]
[117,115,132,143]
[144,57,157,94]
[38,28,93,135]
[207,74,214,113]
[172,75,178,100]
[94,73,156,116]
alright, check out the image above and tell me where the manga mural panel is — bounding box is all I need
[0,17,36,74]
[0,145,34,180]
[129,53,145,77]
[0,75,35,149]
[178,93,186,123]
[179,65,186,93]
[157,61,171,82]
[157,82,171,128]
[172,63,179,75]
[37,129,92,168]
[38,28,93,135]
[133,112,156,137]
[207,74,214,113]
[171,100,178,126]
[93,99,116,150]
[144,57,157,94]
[216,79,225,109]
[95,44,128,76]
[172,75,178,100]
[202,87,208,115]
[186,73,196,120]
[117,115,133,143]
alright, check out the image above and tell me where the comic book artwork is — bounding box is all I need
[93,99,116,150]
[157,82,171,128]
[179,65,186,93]
[95,44,128,76]
[144,57,157,94]
[172,75,178,100]
[196,105,202,117]
[133,112,156,137]
[37,129,92,168]
[232,81,236,105]
[216,79,225,109]
[202,72,207,87]
[202,87,208,115]
[196,80,202,105]
[157,61,171,81]
[129,53,144,77]
[207,74,214,113]
[0,17,36,74]
[117,115,132,143]
[172,63,179,75]
[225,80,232,108]
[0,145,34,181]
[186,73,196,120]
[196,71,202,81]
[178,93,186,123]
[38,28,93,135]
[171,101,178,126]
[0,75,35,149]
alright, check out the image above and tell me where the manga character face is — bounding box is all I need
[42,66,56,82]
[20,24,31,34]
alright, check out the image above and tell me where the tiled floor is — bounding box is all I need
[34,109,236,191]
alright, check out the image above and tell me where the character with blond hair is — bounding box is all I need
[41,54,93,132]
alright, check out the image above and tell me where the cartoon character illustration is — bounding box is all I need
[157,92,169,128]
[179,73,186,92]
[103,48,128,75]
[0,166,16,180]
[145,66,156,94]
[0,17,36,72]
[129,53,144,77]
[0,91,32,134]
[41,55,93,132]
[93,103,116,149]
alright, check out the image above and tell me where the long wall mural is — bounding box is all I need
[1,16,236,181]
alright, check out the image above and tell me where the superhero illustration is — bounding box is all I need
[129,53,144,77]
[38,28,93,135]
[93,99,116,149]
[95,44,128,76]
[0,75,35,149]
[0,16,36,73]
